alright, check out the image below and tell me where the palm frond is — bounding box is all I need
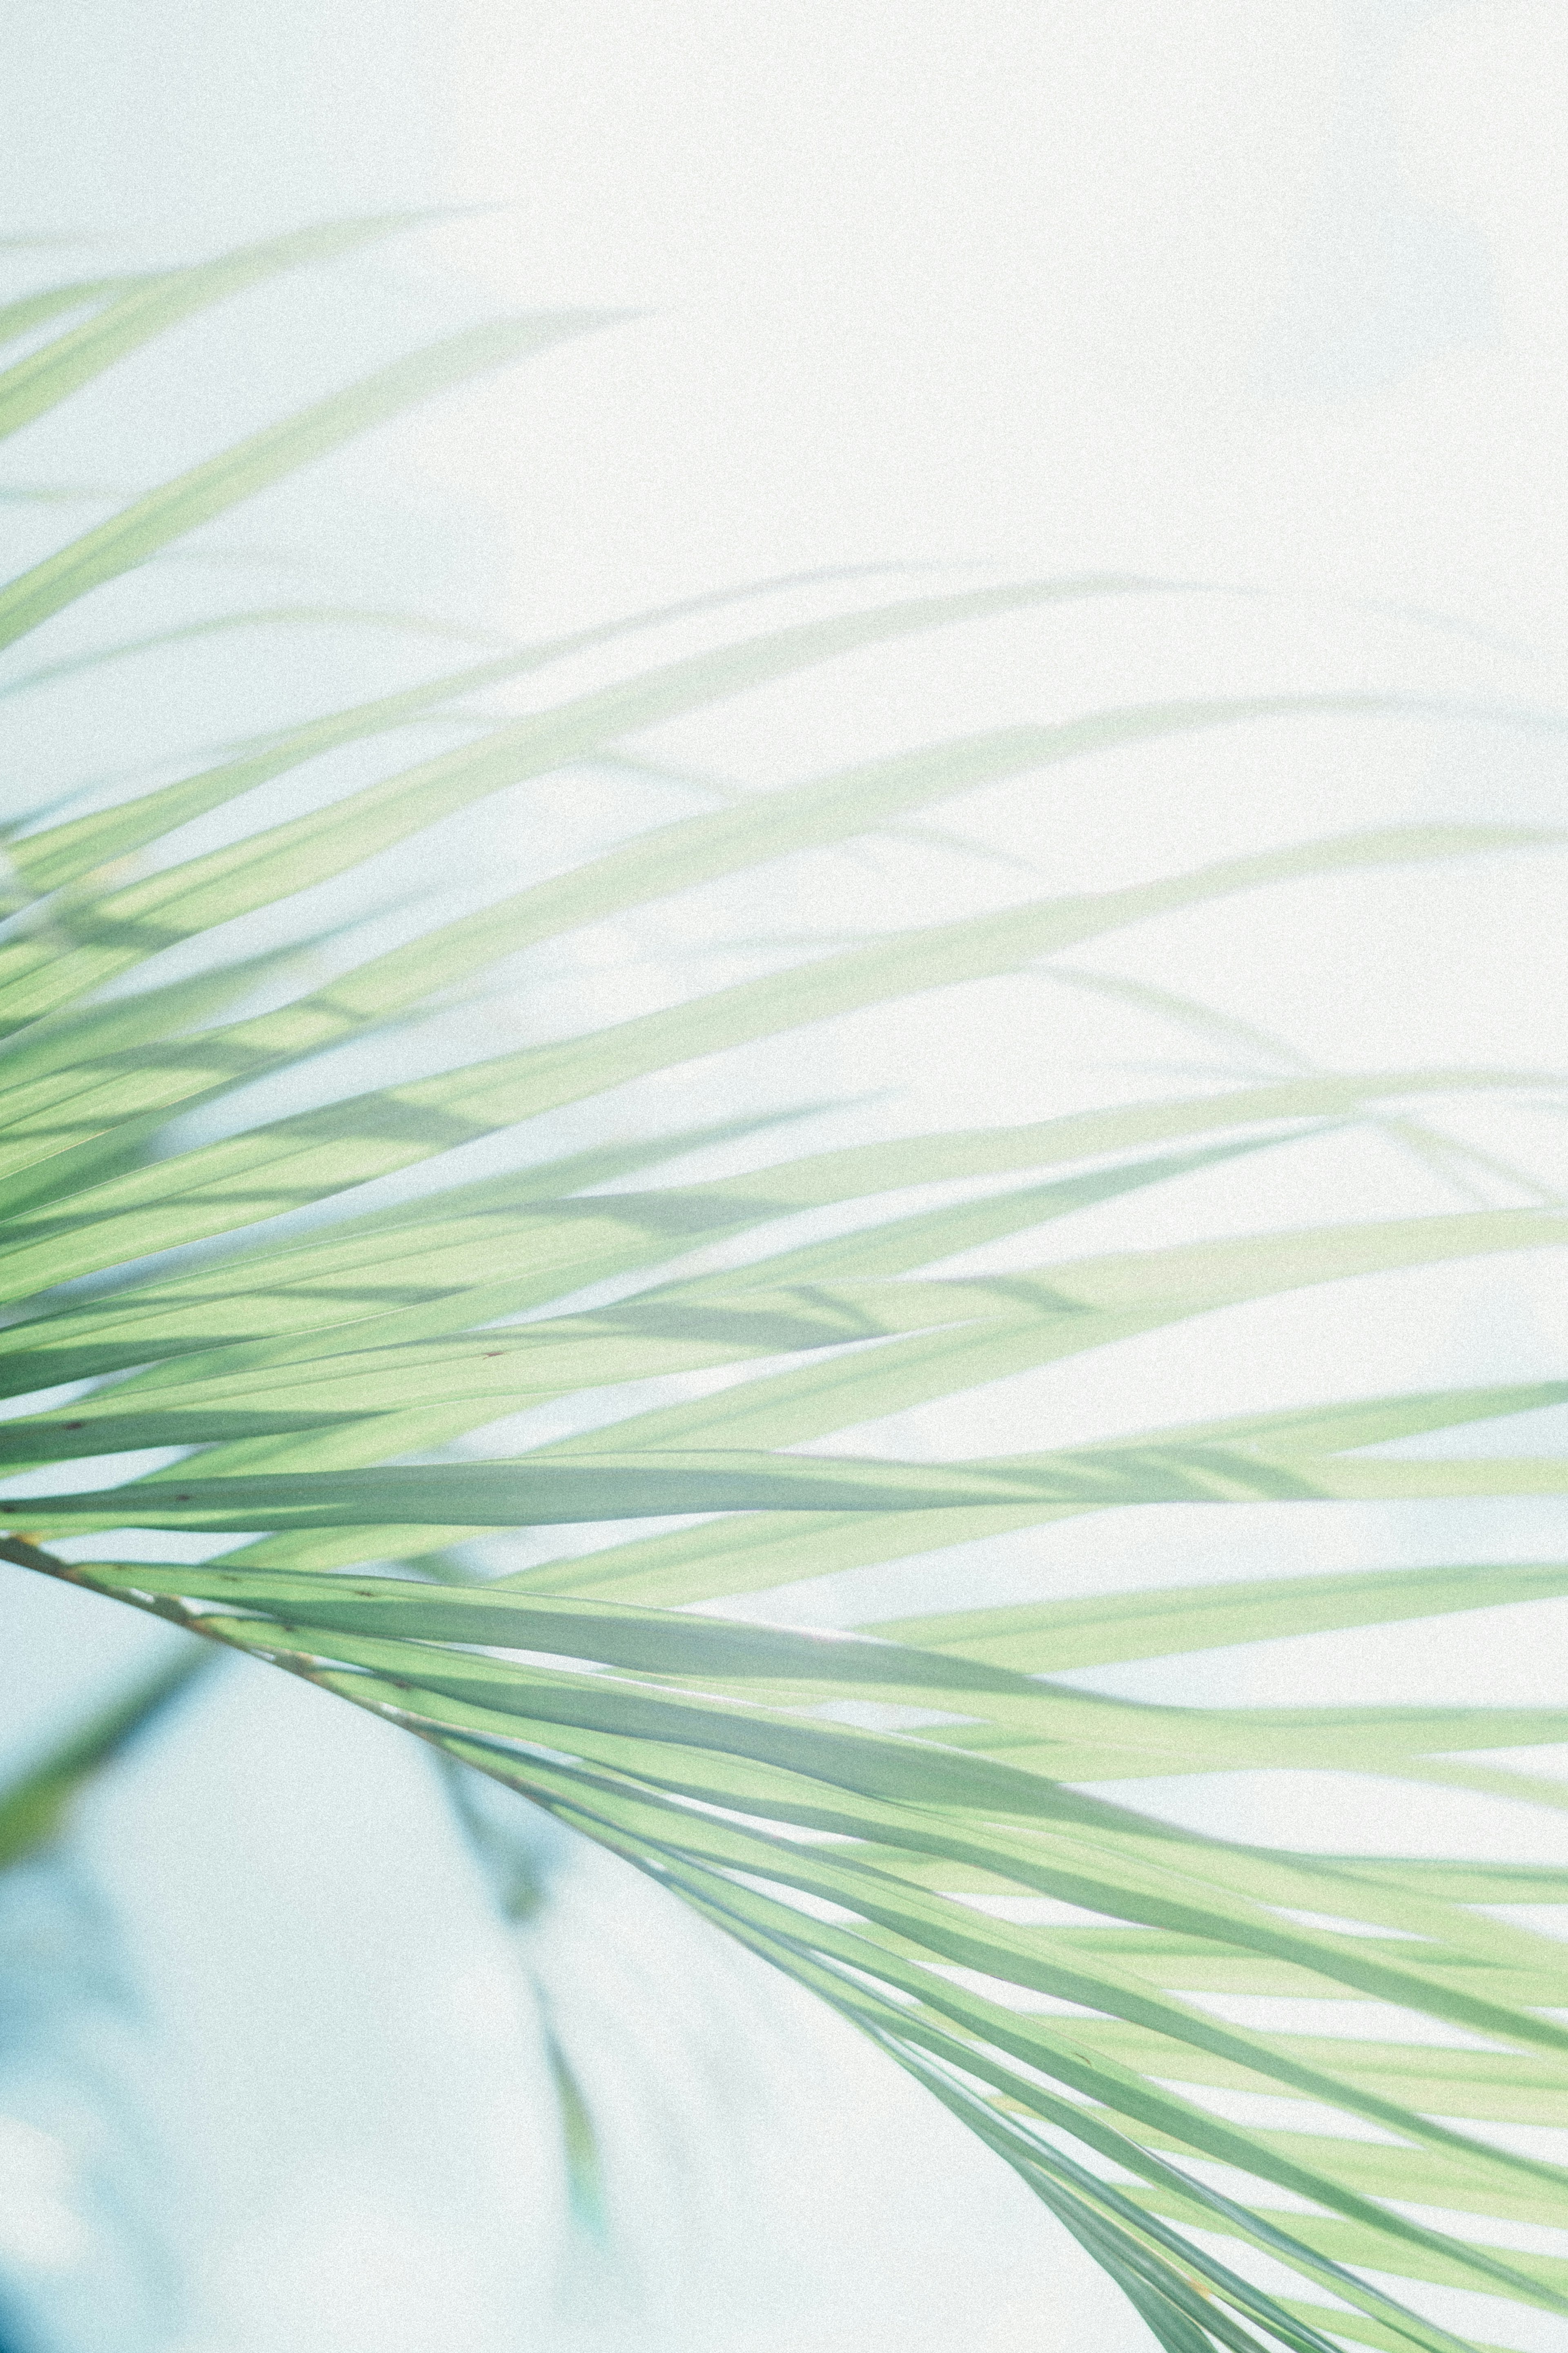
[2,227,1564,2353]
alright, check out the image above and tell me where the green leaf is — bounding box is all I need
[872,1555,1568,1671]
[7,577,1180,898]
[0,217,415,444]
[0,1643,211,1870]
[0,275,123,357]
[0,307,625,656]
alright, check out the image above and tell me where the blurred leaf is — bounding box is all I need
[0,1645,211,1872]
